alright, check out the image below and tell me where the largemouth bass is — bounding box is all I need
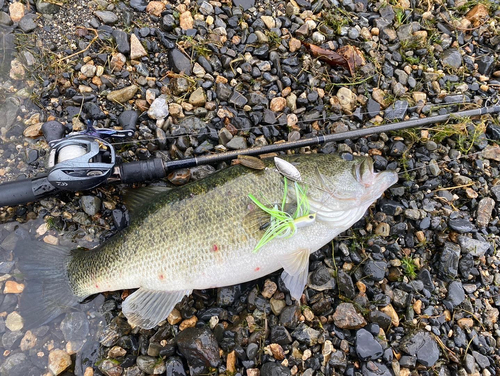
[17,154,398,329]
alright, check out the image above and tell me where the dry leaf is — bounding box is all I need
[302,42,365,76]
[465,4,489,27]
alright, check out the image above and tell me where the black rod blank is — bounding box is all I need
[164,104,500,171]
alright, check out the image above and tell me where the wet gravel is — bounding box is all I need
[1,0,500,375]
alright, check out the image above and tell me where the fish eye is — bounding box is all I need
[309,215,314,219]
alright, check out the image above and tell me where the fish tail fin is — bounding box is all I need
[16,240,79,329]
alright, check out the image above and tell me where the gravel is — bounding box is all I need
[1,0,500,374]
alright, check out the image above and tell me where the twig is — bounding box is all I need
[56,27,99,64]
[433,183,474,191]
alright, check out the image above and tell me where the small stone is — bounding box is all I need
[107,85,138,103]
[179,316,198,331]
[193,62,205,77]
[226,136,247,150]
[472,350,490,369]
[412,91,426,103]
[289,38,301,52]
[137,356,158,374]
[337,87,357,112]
[291,323,320,345]
[35,0,60,14]
[375,223,390,236]
[169,103,184,118]
[380,304,399,327]
[20,330,37,351]
[261,279,277,299]
[130,0,148,11]
[233,0,255,10]
[441,49,462,69]
[458,236,490,257]
[333,303,367,329]
[199,1,214,15]
[180,11,194,30]
[94,10,118,24]
[270,97,286,112]
[48,349,72,375]
[80,196,101,216]
[23,123,43,138]
[130,34,147,60]
[482,145,500,161]
[356,329,383,361]
[477,197,495,227]
[148,96,170,119]
[226,350,236,373]
[189,88,206,107]
[80,64,96,78]
[401,332,439,367]
[170,77,190,96]
[449,218,474,233]
[269,344,285,360]
[167,308,182,325]
[5,311,23,331]
[146,1,165,16]
[4,281,24,294]
[108,346,126,358]
[176,327,220,374]
[364,260,387,281]
[229,91,248,108]
[261,362,290,376]
[110,53,126,71]
[457,317,473,329]
[372,88,387,107]
[113,30,130,55]
[9,2,25,22]
[268,299,285,317]
[19,14,37,32]
[169,49,192,75]
[9,58,25,80]
[477,56,495,76]
[428,159,441,176]
[445,281,465,308]
[99,360,122,376]
[261,15,276,29]
[384,100,408,120]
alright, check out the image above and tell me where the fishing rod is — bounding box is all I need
[0,98,499,207]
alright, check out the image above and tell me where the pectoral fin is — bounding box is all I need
[281,248,310,301]
[122,288,191,329]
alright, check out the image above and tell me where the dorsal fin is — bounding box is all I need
[123,186,171,216]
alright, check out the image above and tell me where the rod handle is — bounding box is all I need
[0,176,58,207]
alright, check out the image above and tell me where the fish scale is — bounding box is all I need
[68,158,285,296]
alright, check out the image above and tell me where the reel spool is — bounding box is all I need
[47,136,115,191]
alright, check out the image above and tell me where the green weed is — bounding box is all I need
[401,256,418,279]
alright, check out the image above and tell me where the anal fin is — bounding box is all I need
[122,288,191,329]
[281,248,310,301]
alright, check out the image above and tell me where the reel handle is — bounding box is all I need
[0,176,59,207]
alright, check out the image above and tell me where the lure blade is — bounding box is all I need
[274,157,302,182]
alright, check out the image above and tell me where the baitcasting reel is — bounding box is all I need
[0,123,168,207]
[46,136,116,191]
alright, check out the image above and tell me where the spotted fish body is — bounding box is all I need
[19,154,398,329]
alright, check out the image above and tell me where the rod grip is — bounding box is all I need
[119,159,166,184]
[0,176,58,207]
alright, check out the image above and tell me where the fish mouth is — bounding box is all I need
[357,158,398,199]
